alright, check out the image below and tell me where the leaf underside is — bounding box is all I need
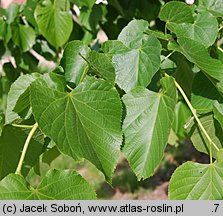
[169,161,223,200]
[31,72,122,182]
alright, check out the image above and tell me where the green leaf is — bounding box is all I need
[60,41,90,84]
[213,101,223,129]
[0,114,3,136]
[3,62,19,83]
[102,40,130,55]
[145,29,172,41]
[107,0,124,16]
[15,52,39,73]
[87,51,115,83]
[0,169,96,199]
[159,1,194,31]
[0,126,44,180]
[172,53,194,97]
[75,0,95,8]
[7,3,20,24]
[0,18,11,43]
[190,113,223,158]
[5,73,40,124]
[169,161,223,200]
[78,4,103,33]
[30,73,122,181]
[176,37,223,82]
[11,23,36,52]
[173,101,191,140]
[191,72,223,114]
[216,149,223,163]
[122,77,177,179]
[34,0,73,49]
[112,20,161,92]
[198,0,223,17]
[22,0,38,28]
[117,19,148,49]
[175,12,218,48]
[42,145,61,165]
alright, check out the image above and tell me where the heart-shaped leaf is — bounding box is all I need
[117,19,149,49]
[0,169,96,199]
[159,1,194,31]
[169,161,223,200]
[122,77,177,179]
[198,0,223,17]
[112,20,161,92]
[34,0,73,49]
[175,12,218,48]
[30,73,122,181]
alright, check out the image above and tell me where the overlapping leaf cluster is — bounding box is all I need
[1,0,223,200]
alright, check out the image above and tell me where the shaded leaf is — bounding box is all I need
[78,4,103,33]
[190,113,223,158]
[75,0,95,8]
[172,53,194,97]
[60,41,90,84]
[145,29,172,41]
[42,145,61,165]
[177,37,223,82]
[11,23,36,52]
[173,101,191,140]
[0,126,44,180]
[0,18,11,43]
[87,51,115,83]
[5,73,40,124]
[213,101,223,130]
[22,0,38,28]
[191,72,223,114]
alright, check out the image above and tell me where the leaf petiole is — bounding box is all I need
[15,123,39,175]
[12,124,34,129]
[161,50,175,64]
[161,70,219,164]
[66,84,73,91]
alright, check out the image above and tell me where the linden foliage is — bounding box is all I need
[1,0,223,200]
